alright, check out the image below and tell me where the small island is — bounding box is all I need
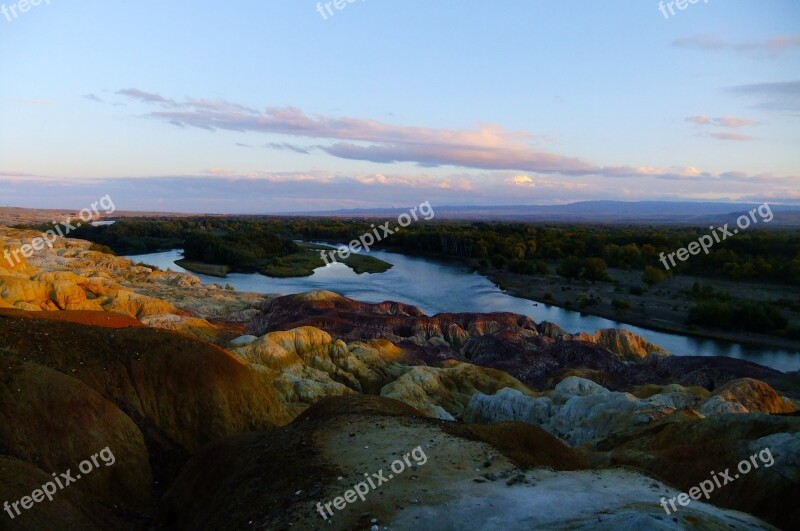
[66,218,393,278]
[257,243,393,278]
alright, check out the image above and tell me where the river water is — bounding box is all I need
[127,248,799,372]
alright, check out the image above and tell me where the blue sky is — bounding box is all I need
[1,0,799,213]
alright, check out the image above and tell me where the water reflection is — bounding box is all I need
[128,248,800,372]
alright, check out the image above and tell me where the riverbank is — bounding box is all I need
[123,246,799,370]
[175,259,230,278]
[488,267,800,353]
[367,245,797,353]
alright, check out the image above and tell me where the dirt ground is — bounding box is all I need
[489,264,800,352]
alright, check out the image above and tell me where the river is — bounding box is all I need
[127,248,799,372]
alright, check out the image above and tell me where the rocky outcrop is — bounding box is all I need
[2,266,176,316]
[535,320,569,339]
[380,362,536,419]
[249,290,540,357]
[709,378,795,414]
[0,359,154,515]
[231,326,409,406]
[247,292,796,402]
[574,328,669,361]
[464,387,555,427]
[466,378,674,445]
[0,226,270,341]
[464,377,794,446]
[1,225,796,529]
[161,394,776,531]
[231,325,536,419]
[0,308,299,528]
[0,243,38,276]
[0,312,293,454]
[596,412,800,529]
[139,313,219,341]
[0,456,119,530]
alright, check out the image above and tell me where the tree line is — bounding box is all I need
[64,216,800,284]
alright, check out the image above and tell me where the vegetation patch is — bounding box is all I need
[175,260,230,278]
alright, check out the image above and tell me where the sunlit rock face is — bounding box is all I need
[231,325,537,420]
[248,291,792,397]
[380,362,536,420]
[708,377,796,414]
[0,227,269,340]
[574,328,669,360]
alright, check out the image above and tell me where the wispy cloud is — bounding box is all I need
[3,170,799,211]
[673,34,800,56]
[19,99,58,106]
[728,80,800,111]
[0,170,38,177]
[685,114,759,141]
[685,115,758,128]
[507,175,536,186]
[504,174,588,190]
[116,88,173,105]
[111,88,793,183]
[114,89,603,175]
[82,93,104,103]
[317,140,594,174]
[265,142,313,154]
[704,132,756,142]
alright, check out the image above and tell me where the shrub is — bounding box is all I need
[509,259,533,274]
[687,300,787,332]
[642,266,666,285]
[491,254,507,269]
[689,282,730,301]
[535,260,549,274]
[578,294,600,308]
[134,262,160,271]
[582,258,608,282]
[612,298,631,310]
[557,256,583,280]
[90,243,116,256]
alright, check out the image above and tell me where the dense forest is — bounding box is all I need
[273,218,800,284]
[65,216,800,284]
[67,218,298,270]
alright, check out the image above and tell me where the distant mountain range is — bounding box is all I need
[286,201,800,226]
[4,201,799,227]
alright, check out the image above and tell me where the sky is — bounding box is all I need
[1,0,799,213]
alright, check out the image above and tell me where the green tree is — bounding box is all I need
[491,254,507,269]
[525,239,537,258]
[642,265,667,285]
[557,256,583,280]
[582,258,608,282]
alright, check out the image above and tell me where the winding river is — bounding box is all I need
[128,248,800,372]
